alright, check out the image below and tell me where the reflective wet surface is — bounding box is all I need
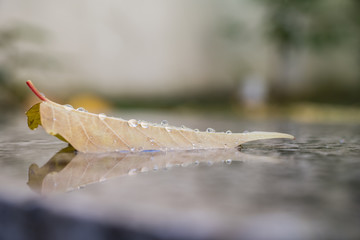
[0,112,359,239]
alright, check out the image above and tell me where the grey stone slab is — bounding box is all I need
[1,113,360,240]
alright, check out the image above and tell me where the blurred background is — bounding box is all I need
[1,0,360,123]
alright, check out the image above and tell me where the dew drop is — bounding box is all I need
[128,119,138,127]
[226,130,232,135]
[153,165,159,171]
[140,121,149,128]
[98,113,107,120]
[64,104,74,111]
[161,120,168,126]
[225,159,232,164]
[181,125,186,129]
[194,160,200,165]
[194,129,199,133]
[130,147,136,152]
[206,128,215,133]
[128,168,137,175]
[77,107,88,112]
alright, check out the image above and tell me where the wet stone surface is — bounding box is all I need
[0,112,359,240]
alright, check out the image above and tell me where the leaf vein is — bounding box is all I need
[101,120,131,149]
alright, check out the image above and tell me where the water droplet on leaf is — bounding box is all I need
[64,104,74,111]
[77,107,88,112]
[98,113,107,120]
[128,119,138,127]
[206,128,215,133]
[226,130,232,135]
[161,120,168,126]
[140,121,149,128]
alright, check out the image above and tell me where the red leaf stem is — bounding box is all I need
[26,80,48,101]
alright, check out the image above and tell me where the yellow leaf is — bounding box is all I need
[25,80,294,153]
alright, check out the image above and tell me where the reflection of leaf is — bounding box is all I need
[25,81,294,153]
[28,147,280,195]
[27,146,75,193]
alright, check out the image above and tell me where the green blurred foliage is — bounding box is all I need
[258,0,360,50]
[257,0,360,104]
